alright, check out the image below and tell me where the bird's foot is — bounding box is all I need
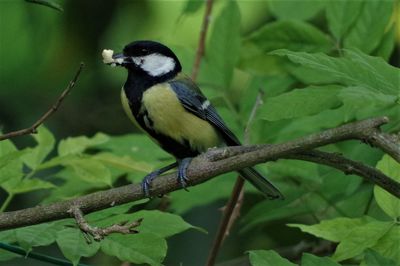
[177,158,192,191]
[141,162,178,197]
[142,170,161,197]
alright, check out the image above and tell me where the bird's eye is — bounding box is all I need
[141,49,148,54]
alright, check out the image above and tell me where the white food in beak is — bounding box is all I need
[102,49,115,64]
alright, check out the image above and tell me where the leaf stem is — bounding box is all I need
[0,193,14,213]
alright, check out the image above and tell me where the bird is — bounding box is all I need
[103,40,283,199]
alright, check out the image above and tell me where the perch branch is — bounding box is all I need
[68,206,142,242]
[0,63,84,141]
[191,0,214,81]
[206,90,264,266]
[0,117,399,230]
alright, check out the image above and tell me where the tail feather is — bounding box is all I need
[238,167,283,199]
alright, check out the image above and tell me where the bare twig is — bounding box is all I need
[68,206,142,242]
[0,63,84,141]
[191,0,214,81]
[0,117,399,230]
[206,90,264,266]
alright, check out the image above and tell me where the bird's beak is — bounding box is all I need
[102,49,132,67]
[111,53,132,66]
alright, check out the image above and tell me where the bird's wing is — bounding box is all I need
[169,75,240,146]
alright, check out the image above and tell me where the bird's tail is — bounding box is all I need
[238,167,283,199]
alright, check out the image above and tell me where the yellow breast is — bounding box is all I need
[142,83,221,152]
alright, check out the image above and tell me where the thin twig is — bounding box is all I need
[206,90,265,266]
[68,206,142,242]
[0,242,88,266]
[191,0,214,81]
[286,150,400,196]
[0,63,84,141]
[0,117,399,230]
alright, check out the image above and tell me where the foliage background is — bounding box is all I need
[0,0,399,265]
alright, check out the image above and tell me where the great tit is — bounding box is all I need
[103,40,283,199]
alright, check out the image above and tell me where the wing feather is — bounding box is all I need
[169,76,240,145]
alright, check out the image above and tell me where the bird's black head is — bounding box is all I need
[111,40,182,79]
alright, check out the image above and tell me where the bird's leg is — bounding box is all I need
[177,157,193,191]
[142,162,178,197]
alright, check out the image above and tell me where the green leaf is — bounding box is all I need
[344,0,394,54]
[86,201,147,222]
[372,225,400,263]
[2,178,54,194]
[373,24,396,61]
[133,210,201,237]
[180,0,203,15]
[332,221,393,261]
[206,0,241,88]
[0,140,24,184]
[0,150,27,184]
[69,158,112,186]
[272,49,399,95]
[326,0,363,40]
[364,249,397,266]
[301,253,341,266]
[335,185,373,218]
[25,0,64,12]
[241,199,310,233]
[40,154,113,186]
[97,134,168,161]
[338,86,397,109]
[259,85,342,121]
[42,168,107,203]
[248,250,296,266]
[246,20,332,53]
[15,223,60,252]
[58,133,109,156]
[0,248,20,261]
[268,0,326,21]
[240,187,310,232]
[374,155,400,218]
[288,216,370,242]
[101,233,167,266]
[56,228,100,266]
[22,126,55,170]
[170,173,234,213]
[0,230,16,242]
[93,152,153,173]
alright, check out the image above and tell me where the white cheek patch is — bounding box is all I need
[134,53,176,77]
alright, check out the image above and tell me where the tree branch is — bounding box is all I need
[206,90,264,266]
[361,129,400,163]
[0,63,84,141]
[191,0,214,81]
[0,117,398,230]
[68,206,142,243]
[286,150,400,196]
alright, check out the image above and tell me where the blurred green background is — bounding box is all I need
[0,0,273,139]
